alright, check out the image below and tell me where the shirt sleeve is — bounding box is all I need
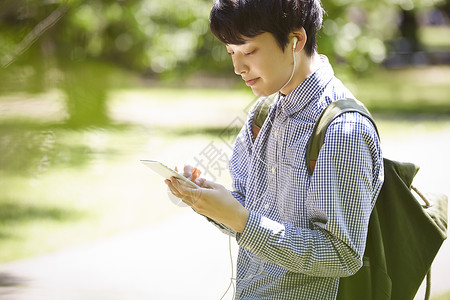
[237,112,384,278]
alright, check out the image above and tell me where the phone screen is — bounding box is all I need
[140,160,199,188]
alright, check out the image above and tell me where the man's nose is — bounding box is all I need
[233,55,248,75]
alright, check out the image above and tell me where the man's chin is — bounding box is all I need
[250,86,272,97]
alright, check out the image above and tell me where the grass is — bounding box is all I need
[419,26,450,52]
[433,290,450,300]
[347,65,450,115]
[0,121,235,262]
[0,65,449,264]
[0,125,145,261]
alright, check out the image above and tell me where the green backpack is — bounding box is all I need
[252,96,448,300]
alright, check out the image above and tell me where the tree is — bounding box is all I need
[0,0,207,126]
[0,0,447,126]
[319,0,446,72]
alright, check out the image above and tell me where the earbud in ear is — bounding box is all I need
[293,37,298,50]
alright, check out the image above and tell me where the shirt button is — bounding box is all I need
[271,166,276,174]
[264,204,269,210]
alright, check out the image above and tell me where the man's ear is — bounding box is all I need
[292,28,307,52]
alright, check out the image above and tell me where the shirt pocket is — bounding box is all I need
[281,139,308,169]
[278,145,310,226]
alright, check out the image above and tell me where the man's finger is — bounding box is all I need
[194,167,201,177]
[166,179,181,197]
[183,164,195,178]
[170,176,202,205]
[195,177,206,187]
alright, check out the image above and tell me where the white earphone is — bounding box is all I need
[278,37,298,93]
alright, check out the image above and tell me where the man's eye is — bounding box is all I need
[245,50,256,56]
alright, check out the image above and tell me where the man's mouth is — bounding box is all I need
[244,77,259,86]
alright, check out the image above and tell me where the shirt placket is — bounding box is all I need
[249,104,276,214]
[266,101,285,213]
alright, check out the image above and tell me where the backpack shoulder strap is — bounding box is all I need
[305,98,378,175]
[251,94,277,140]
[251,96,378,174]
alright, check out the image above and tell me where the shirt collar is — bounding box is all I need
[277,55,334,117]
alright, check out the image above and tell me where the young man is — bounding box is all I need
[165,0,384,299]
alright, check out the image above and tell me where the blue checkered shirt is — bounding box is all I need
[229,56,384,299]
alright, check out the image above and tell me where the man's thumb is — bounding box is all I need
[197,178,221,189]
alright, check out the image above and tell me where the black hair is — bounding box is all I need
[209,0,324,56]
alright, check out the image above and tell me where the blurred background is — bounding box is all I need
[0,0,449,299]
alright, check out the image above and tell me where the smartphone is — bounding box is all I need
[140,160,199,188]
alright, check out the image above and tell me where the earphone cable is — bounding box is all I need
[220,38,297,299]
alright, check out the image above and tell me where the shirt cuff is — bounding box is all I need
[230,190,246,206]
[237,211,285,255]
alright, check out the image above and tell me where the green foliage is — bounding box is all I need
[2,0,447,79]
[0,0,448,126]
[0,0,226,125]
[320,0,445,73]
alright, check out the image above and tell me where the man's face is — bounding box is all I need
[226,32,293,97]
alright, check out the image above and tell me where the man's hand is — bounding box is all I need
[165,165,249,233]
